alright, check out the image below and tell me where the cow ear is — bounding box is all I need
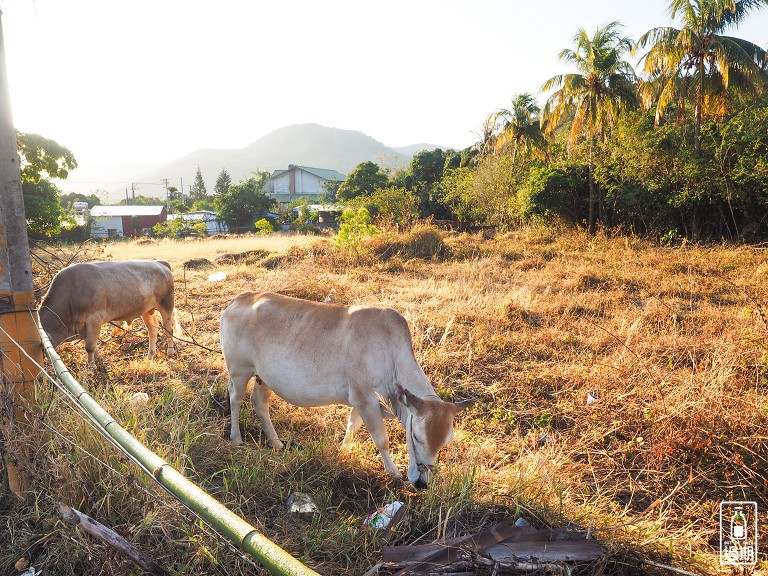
[453,398,475,413]
[396,384,423,410]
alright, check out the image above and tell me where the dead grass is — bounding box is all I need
[3,227,768,575]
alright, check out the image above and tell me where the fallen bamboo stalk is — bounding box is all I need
[58,503,167,576]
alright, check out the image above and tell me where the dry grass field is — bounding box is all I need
[3,225,767,575]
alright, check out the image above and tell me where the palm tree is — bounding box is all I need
[634,0,768,154]
[540,21,638,234]
[471,114,499,162]
[492,93,547,163]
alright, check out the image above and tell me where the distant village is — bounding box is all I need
[74,164,345,239]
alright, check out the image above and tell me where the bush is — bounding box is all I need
[191,221,209,236]
[337,207,379,257]
[347,186,418,225]
[152,218,186,238]
[367,223,446,260]
[255,218,274,235]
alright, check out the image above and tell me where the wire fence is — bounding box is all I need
[0,313,320,576]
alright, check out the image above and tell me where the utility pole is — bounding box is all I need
[131,182,136,204]
[0,9,44,498]
[162,178,170,214]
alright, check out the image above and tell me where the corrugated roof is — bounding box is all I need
[268,165,345,182]
[90,205,166,217]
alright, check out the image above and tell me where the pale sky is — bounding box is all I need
[3,0,768,178]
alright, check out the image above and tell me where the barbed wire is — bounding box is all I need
[0,321,258,572]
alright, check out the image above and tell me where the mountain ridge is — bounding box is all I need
[79,124,450,203]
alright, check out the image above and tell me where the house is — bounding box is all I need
[264,164,345,205]
[168,210,228,235]
[88,205,167,238]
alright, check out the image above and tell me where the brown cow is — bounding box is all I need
[220,291,473,488]
[39,260,179,364]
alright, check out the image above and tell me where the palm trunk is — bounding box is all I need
[588,140,596,235]
[695,54,704,155]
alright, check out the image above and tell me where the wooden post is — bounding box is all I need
[0,8,44,499]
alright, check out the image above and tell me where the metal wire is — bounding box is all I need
[0,322,259,571]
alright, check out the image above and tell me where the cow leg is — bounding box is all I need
[341,407,363,446]
[228,370,252,445]
[84,327,99,366]
[141,311,159,358]
[159,306,177,357]
[354,399,401,478]
[250,379,284,450]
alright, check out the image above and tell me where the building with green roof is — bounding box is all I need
[263,164,346,205]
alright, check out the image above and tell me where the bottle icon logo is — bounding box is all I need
[731,506,747,540]
[720,501,758,566]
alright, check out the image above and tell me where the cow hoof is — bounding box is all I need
[230,437,244,446]
[268,438,285,451]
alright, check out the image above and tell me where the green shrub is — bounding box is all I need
[337,207,379,257]
[255,218,274,235]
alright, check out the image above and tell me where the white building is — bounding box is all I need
[168,210,228,234]
[88,205,167,238]
[264,165,345,205]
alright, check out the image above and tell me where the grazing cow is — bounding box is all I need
[39,260,179,364]
[220,292,473,488]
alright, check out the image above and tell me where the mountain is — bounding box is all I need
[113,124,437,203]
[391,143,452,156]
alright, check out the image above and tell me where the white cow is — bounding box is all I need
[39,259,180,364]
[220,292,473,487]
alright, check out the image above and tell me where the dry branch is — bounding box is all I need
[57,503,167,576]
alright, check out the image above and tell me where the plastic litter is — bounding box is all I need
[587,392,599,405]
[364,501,405,529]
[208,271,227,282]
[514,516,532,528]
[129,392,149,412]
[286,492,319,513]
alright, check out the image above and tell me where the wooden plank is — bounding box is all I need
[383,523,605,574]
[484,538,605,562]
[387,518,521,575]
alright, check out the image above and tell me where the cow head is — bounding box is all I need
[38,306,74,348]
[396,384,474,488]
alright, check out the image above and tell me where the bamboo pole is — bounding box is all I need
[0,8,45,499]
[38,325,320,576]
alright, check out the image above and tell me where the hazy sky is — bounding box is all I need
[3,0,768,174]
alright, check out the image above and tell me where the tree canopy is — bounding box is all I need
[190,166,208,202]
[213,171,276,231]
[214,168,232,196]
[17,132,77,237]
[634,0,768,153]
[337,161,389,201]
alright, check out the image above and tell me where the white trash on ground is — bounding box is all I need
[208,271,227,282]
[364,501,406,529]
[286,492,319,513]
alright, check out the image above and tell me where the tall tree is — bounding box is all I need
[214,171,275,231]
[17,132,77,236]
[337,161,389,201]
[17,131,77,182]
[190,166,208,201]
[634,0,768,155]
[214,168,232,196]
[541,21,638,233]
[492,93,547,162]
